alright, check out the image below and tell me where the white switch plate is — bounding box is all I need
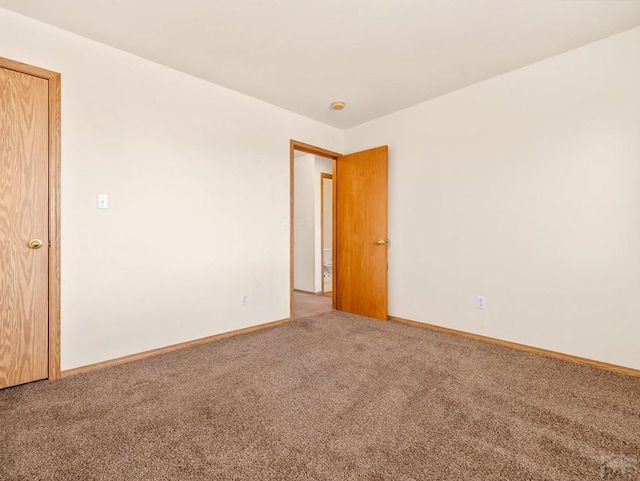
[97,194,109,209]
[476,295,486,309]
[241,294,249,305]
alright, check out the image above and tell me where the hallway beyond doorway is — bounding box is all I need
[293,291,332,319]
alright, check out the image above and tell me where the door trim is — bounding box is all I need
[289,140,340,318]
[1,56,61,380]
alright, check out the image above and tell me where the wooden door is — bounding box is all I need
[335,146,388,320]
[0,66,50,388]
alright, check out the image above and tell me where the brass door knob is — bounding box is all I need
[376,239,386,246]
[28,239,43,249]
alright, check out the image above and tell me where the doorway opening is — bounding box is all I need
[290,141,389,321]
[290,140,339,319]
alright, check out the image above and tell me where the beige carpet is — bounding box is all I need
[293,290,332,319]
[1,311,639,480]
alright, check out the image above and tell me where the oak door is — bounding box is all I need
[0,66,50,388]
[335,146,388,320]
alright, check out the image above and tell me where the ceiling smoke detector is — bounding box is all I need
[331,101,346,110]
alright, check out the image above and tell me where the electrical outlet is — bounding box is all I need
[241,295,249,306]
[97,194,109,209]
[476,295,486,310]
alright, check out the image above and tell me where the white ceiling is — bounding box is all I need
[2,0,640,129]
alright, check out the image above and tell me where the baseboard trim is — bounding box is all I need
[294,289,324,296]
[388,315,640,378]
[61,318,291,378]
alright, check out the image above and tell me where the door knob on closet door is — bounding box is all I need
[28,239,43,249]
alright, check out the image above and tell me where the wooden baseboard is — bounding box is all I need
[294,289,324,296]
[388,315,640,378]
[61,318,291,378]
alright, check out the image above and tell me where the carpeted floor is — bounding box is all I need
[1,311,639,480]
[293,290,332,319]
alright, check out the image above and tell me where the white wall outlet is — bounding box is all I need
[476,295,486,309]
[241,295,249,306]
[97,194,109,209]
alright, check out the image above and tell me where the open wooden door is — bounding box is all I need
[334,146,388,320]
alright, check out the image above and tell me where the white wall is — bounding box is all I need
[313,157,333,291]
[293,154,316,292]
[321,176,333,290]
[0,8,342,370]
[322,179,333,251]
[345,27,640,370]
[293,155,332,292]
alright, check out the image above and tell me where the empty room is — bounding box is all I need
[1,1,639,479]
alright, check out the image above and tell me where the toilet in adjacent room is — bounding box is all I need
[323,248,332,291]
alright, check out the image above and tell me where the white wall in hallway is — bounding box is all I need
[293,155,332,293]
[293,154,316,292]
[313,157,333,292]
